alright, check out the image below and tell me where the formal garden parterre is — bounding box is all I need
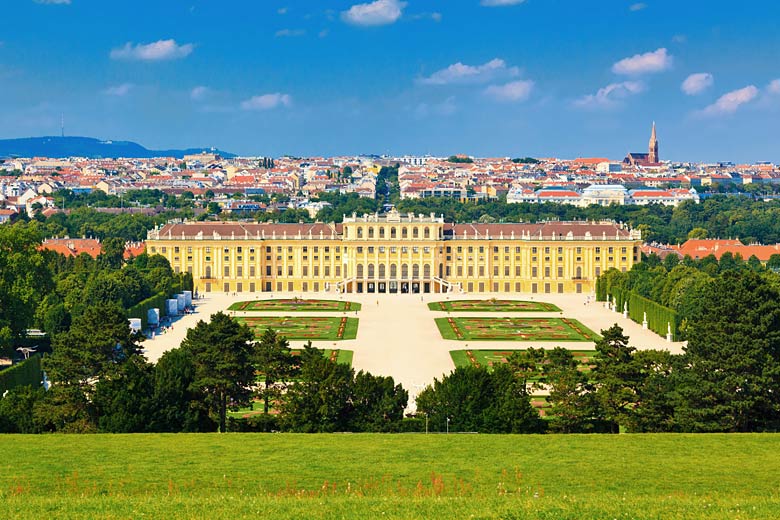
[229,298,361,312]
[436,317,599,341]
[429,299,561,312]
[450,349,596,372]
[235,316,359,340]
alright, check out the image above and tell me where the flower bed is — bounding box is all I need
[229,299,361,312]
[435,317,599,341]
[235,316,359,340]
[428,299,560,312]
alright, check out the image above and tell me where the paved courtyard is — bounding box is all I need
[141,291,686,408]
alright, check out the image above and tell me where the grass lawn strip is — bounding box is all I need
[435,317,599,341]
[229,299,361,312]
[3,434,780,519]
[236,316,359,341]
[428,299,561,312]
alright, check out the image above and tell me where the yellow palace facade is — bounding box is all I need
[146,210,642,295]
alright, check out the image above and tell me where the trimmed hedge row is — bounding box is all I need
[606,287,680,341]
[0,354,42,394]
[126,273,195,329]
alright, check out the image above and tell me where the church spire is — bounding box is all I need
[648,121,659,163]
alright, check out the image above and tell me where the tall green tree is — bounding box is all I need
[180,312,254,433]
[152,348,213,432]
[543,347,597,433]
[591,325,639,433]
[349,371,408,432]
[253,328,295,418]
[676,270,780,432]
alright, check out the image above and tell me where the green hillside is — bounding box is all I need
[2,433,779,519]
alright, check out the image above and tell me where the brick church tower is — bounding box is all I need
[648,121,659,163]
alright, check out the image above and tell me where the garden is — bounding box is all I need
[435,317,599,341]
[429,299,561,312]
[235,316,359,340]
[229,298,361,312]
[450,349,596,372]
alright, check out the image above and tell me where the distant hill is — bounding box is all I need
[0,136,236,159]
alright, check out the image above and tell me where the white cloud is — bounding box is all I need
[768,79,780,94]
[240,93,292,111]
[110,39,194,61]
[275,28,305,37]
[481,0,525,6]
[419,58,519,85]
[341,0,406,26]
[277,7,288,15]
[612,48,672,75]
[681,73,714,95]
[104,83,133,97]
[190,86,209,101]
[484,80,534,102]
[34,0,71,4]
[629,3,647,11]
[431,12,442,22]
[575,81,645,108]
[701,85,758,116]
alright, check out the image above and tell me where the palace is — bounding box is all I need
[146,210,642,295]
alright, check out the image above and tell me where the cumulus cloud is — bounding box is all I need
[481,0,525,6]
[240,93,292,111]
[629,3,647,11]
[681,73,714,95]
[104,83,133,96]
[190,86,210,101]
[768,79,780,94]
[275,28,305,37]
[575,81,645,108]
[612,48,672,75]
[484,80,534,102]
[419,58,519,85]
[341,0,406,26]
[701,85,758,115]
[110,39,194,61]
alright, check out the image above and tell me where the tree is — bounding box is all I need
[152,348,213,432]
[92,355,155,432]
[591,325,639,433]
[180,312,255,433]
[280,344,355,432]
[687,227,708,239]
[253,329,295,418]
[99,236,126,269]
[629,349,678,433]
[675,270,780,432]
[543,347,597,433]
[349,371,408,432]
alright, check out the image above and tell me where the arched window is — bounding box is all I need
[378,264,386,278]
[390,264,397,278]
[368,227,374,238]
[402,227,408,238]
[379,227,385,238]
[357,264,364,278]
[576,266,582,279]
[413,227,419,238]
[368,263,375,279]
[423,264,431,278]
[424,227,430,238]
[391,227,397,238]
[357,227,363,238]
[413,264,420,279]
[401,264,409,279]
[205,266,211,278]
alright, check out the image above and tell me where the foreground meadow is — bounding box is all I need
[2,434,779,519]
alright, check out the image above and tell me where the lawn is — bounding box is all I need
[435,317,599,341]
[2,434,779,519]
[450,349,596,371]
[229,299,361,312]
[429,299,561,312]
[235,316,359,341]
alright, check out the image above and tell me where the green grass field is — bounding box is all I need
[1,434,778,519]
[450,349,596,371]
[429,299,561,312]
[229,299,361,312]
[235,316,359,340]
[435,317,599,341]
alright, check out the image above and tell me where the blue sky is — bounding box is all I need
[1,0,779,161]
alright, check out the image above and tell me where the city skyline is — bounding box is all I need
[1,1,780,162]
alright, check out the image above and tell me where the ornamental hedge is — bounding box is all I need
[0,354,42,394]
